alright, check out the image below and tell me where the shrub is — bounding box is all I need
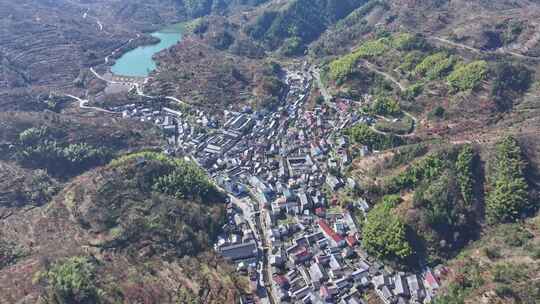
[501,224,533,247]
[386,154,446,192]
[429,106,446,120]
[391,33,427,51]
[280,36,305,56]
[401,83,424,101]
[19,126,50,146]
[456,145,476,205]
[447,60,488,91]
[491,62,533,112]
[0,239,26,269]
[15,127,111,176]
[399,51,424,72]
[492,263,527,284]
[483,246,502,260]
[328,38,389,81]
[434,259,484,304]
[38,257,101,304]
[371,96,401,116]
[347,123,404,151]
[113,152,221,203]
[414,52,457,80]
[374,116,414,135]
[495,284,515,298]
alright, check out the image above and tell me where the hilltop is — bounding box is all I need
[0,152,247,303]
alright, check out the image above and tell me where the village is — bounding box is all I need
[102,65,443,304]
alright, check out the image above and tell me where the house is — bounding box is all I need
[218,241,257,260]
[351,268,369,282]
[406,274,423,301]
[298,192,312,211]
[269,247,286,267]
[377,285,396,304]
[289,246,312,264]
[341,293,366,304]
[309,263,327,286]
[356,198,371,215]
[315,254,331,265]
[273,275,290,289]
[393,274,410,297]
[318,219,346,247]
[329,254,344,271]
[358,145,370,157]
[424,269,440,296]
[346,235,358,247]
[326,174,344,191]
[342,247,355,259]
[372,275,390,289]
[334,276,351,291]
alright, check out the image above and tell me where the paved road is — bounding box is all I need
[65,94,117,114]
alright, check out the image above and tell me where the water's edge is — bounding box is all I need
[111,23,184,77]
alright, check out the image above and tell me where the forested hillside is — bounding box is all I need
[0,152,246,303]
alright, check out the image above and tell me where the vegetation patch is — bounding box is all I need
[347,123,404,151]
[36,256,102,304]
[77,152,225,257]
[491,62,534,112]
[486,136,531,224]
[447,60,488,92]
[0,238,26,269]
[414,52,458,80]
[373,116,414,135]
[381,145,481,263]
[14,127,111,177]
[368,96,402,117]
[362,195,413,263]
[328,38,389,82]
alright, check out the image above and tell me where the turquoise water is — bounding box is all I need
[111,23,184,77]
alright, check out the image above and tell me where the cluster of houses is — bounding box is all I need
[105,64,444,304]
[199,68,443,304]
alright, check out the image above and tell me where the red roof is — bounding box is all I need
[319,285,329,298]
[425,271,440,288]
[346,235,358,247]
[273,275,288,287]
[318,219,344,243]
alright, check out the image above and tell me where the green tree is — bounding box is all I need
[447,60,488,91]
[371,96,401,116]
[347,123,403,150]
[486,136,530,223]
[456,145,475,205]
[39,257,101,304]
[362,195,413,261]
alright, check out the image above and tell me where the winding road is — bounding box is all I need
[313,62,419,137]
[358,59,406,91]
[64,94,117,114]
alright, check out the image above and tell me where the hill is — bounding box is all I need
[0,152,247,303]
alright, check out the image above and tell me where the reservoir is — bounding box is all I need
[111,23,184,77]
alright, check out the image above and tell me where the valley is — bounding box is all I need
[1,1,540,304]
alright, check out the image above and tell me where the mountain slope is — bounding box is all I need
[0,152,247,303]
